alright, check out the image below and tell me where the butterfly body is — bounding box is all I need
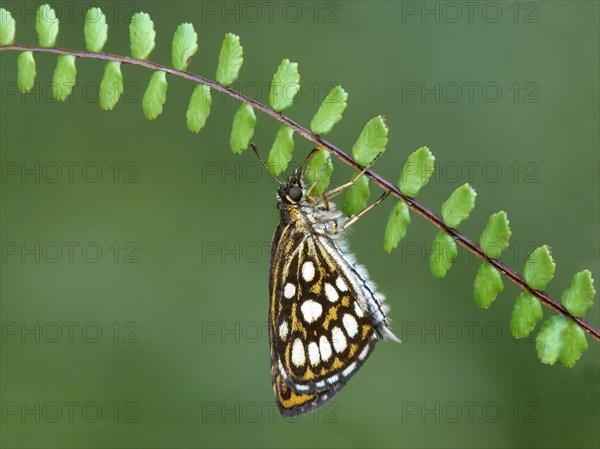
[269,171,399,416]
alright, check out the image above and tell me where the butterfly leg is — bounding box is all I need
[321,176,358,211]
[324,153,384,202]
[342,191,391,230]
[321,193,330,210]
[323,178,357,202]
[304,148,332,196]
[302,147,322,170]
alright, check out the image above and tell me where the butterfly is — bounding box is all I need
[264,147,400,417]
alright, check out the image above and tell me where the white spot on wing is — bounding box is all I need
[359,345,370,360]
[336,277,348,292]
[302,261,315,282]
[324,283,339,303]
[301,300,323,323]
[343,313,359,338]
[354,302,365,317]
[291,339,305,367]
[278,321,288,340]
[278,359,287,379]
[308,342,320,366]
[319,335,332,361]
[283,283,296,299]
[342,362,356,377]
[331,326,347,353]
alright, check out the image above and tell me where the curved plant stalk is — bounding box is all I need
[2,43,597,344]
[1,4,598,371]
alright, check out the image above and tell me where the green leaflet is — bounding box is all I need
[473,262,504,309]
[352,116,388,166]
[216,33,243,86]
[441,183,477,228]
[343,173,370,216]
[99,61,123,111]
[479,211,511,258]
[172,23,198,71]
[17,51,36,93]
[142,71,168,120]
[524,245,555,290]
[536,315,588,367]
[36,4,59,48]
[399,147,435,197]
[52,55,77,101]
[310,85,348,135]
[383,201,411,253]
[230,103,256,154]
[267,125,295,175]
[270,59,300,112]
[510,292,543,338]
[561,270,596,317]
[186,84,212,133]
[130,12,156,60]
[1,7,16,46]
[305,149,334,196]
[430,231,458,278]
[84,7,108,53]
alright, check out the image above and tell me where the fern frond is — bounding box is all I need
[1,4,597,369]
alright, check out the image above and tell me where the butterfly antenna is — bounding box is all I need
[250,143,283,185]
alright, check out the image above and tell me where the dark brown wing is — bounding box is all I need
[269,218,379,416]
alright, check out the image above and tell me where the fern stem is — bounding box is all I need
[2,44,598,342]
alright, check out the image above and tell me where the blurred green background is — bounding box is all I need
[1,1,598,448]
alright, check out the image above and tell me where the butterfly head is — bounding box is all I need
[277,169,305,204]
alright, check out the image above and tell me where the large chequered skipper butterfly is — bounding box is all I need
[253,144,400,417]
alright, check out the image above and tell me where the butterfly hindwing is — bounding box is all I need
[272,365,345,417]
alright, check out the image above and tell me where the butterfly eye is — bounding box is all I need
[288,186,303,202]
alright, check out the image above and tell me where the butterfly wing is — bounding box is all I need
[269,221,347,416]
[272,362,344,417]
[269,217,390,416]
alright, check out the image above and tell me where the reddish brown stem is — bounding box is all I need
[2,44,598,342]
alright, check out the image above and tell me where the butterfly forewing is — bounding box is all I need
[281,238,378,390]
[270,221,379,413]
